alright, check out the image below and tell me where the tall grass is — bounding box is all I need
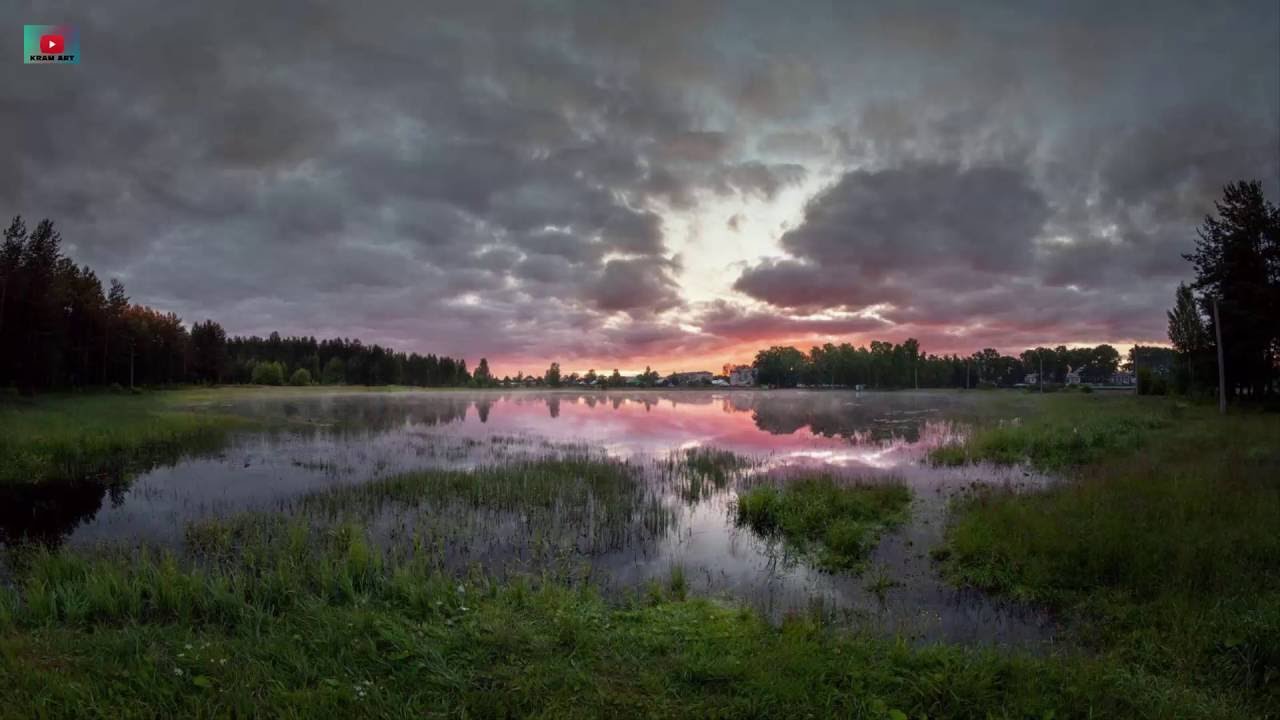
[938,396,1280,711]
[0,513,1242,718]
[930,394,1177,471]
[736,476,911,571]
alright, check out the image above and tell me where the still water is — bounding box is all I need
[4,390,1055,646]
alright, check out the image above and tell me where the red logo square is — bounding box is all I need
[40,34,64,54]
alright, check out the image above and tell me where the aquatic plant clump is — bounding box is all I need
[293,456,675,556]
[735,476,911,571]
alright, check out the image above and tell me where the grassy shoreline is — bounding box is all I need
[933,395,1280,714]
[0,391,253,485]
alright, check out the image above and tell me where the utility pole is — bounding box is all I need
[1213,297,1226,415]
[1038,351,1043,394]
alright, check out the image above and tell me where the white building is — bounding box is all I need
[727,365,756,386]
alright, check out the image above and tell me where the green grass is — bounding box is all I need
[0,385,438,485]
[0,391,251,484]
[929,393,1178,470]
[937,395,1280,715]
[0,510,1242,719]
[736,476,911,571]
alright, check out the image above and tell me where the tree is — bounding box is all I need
[189,319,228,384]
[322,357,346,385]
[289,368,312,386]
[473,358,492,387]
[1167,282,1209,393]
[583,369,598,385]
[1183,181,1280,398]
[638,366,660,387]
[545,362,561,388]
[609,369,623,387]
[753,346,808,387]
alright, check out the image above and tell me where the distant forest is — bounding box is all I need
[0,216,473,392]
[750,341,1134,390]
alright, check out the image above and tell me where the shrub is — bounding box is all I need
[250,361,285,386]
[289,368,312,386]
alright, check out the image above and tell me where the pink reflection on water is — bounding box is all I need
[445,392,967,475]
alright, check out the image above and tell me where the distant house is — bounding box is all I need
[669,371,714,386]
[1064,365,1082,385]
[1110,371,1135,386]
[1024,373,1039,385]
[727,365,756,386]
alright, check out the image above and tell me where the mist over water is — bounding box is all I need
[3,390,1056,646]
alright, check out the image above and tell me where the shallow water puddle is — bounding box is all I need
[3,390,1055,646]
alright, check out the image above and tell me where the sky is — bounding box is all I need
[6,1,1279,376]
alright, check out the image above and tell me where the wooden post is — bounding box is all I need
[1213,297,1226,415]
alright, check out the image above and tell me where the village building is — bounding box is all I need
[727,365,756,386]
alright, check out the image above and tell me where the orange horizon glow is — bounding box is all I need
[482,335,1171,378]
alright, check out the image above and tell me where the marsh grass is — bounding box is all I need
[668,447,756,503]
[929,394,1174,471]
[939,396,1280,713]
[0,513,1240,719]
[295,456,674,556]
[0,392,249,484]
[735,476,911,572]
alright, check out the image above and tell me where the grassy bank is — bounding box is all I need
[0,391,252,484]
[934,395,1280,714]
[0,464,1238,718]
[0,385,439,485]
[736,477,911,571]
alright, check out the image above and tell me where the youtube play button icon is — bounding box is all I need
[41,34,64,54]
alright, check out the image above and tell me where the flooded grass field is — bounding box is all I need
[2,389,1055,645]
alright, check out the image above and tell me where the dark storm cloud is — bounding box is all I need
[735,162,1050,316]
[5,0,1278,366]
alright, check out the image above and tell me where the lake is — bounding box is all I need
[2,389,1056,646]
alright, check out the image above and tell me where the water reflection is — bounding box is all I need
[3,390,1053,646]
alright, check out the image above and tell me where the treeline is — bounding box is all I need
[220,335,472,387]
[752,341,1123,389]
[0,216,473,392]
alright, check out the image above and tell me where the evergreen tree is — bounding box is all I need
[1183,181,1280,398]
